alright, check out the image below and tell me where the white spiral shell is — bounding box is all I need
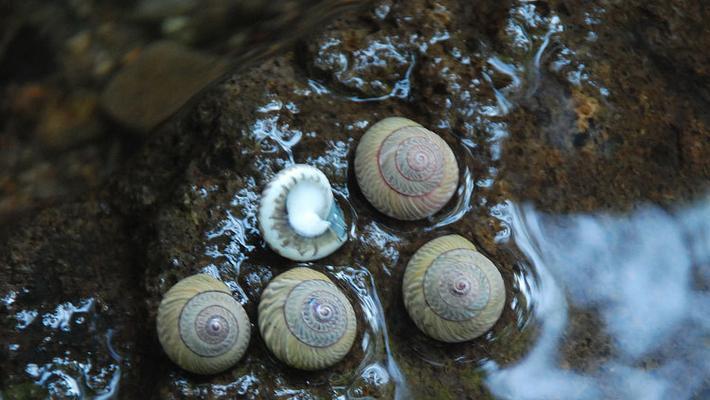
[258,267,357,370]
[258,164,348,261]
[402,235,505,342]
[157,274,251,374]
[354,117,459,220]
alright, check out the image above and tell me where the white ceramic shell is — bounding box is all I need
[402,235,505,342]
[258,164,348,261]
[157,274,251,374]
[258,267,357,370]
[354,117,459,220]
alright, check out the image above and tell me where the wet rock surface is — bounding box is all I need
[0,203,149,398]
[1,0,709,399]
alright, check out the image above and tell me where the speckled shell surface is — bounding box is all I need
[157,274,251,375]
[354,117,459,220]
[258,164,347,261]
[402,235,505,342]
[258,267,357,370]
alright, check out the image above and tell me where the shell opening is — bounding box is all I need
[287,180,332,238]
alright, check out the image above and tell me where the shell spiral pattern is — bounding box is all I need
[258,268,357,370]
[258,164,347,261]
[157,274,251,374]
[355,117,459,220]
[403,235,505,342]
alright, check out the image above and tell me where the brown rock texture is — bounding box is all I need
[1,0,708,399]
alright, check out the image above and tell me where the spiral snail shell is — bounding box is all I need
[402,235,505,342]
[354,117,459,220]
[258,267,357,370]
[258,164,348,261]
[157,274,251,374]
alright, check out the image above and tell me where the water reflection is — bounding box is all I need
[487,199,710,400]
[328,266,409,400]
[6,296,123,398]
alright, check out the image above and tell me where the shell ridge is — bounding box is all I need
[157,275,250,374]
[258,268,356,370]
[259,165,346,261]
[355,118,459,220]
[402,235,504,342]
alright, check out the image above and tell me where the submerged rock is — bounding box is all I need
[101,41,228,133]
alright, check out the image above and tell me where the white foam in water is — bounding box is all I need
[287,181,331,237]
[486,199,710,400]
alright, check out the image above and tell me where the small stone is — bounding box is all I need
[66,31,92,55]
[100,41,228,133]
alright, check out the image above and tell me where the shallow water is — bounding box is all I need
[488,200,710,400]
[1,0,709,399]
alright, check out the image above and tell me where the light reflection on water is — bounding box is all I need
[328,266,409,400]
[486,199,710,400]
[8,297,123,399]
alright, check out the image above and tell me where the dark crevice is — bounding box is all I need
[0,25,56,86]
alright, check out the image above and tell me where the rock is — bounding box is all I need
[2,0,710,399]
[0,202,148,398]
[100,41,228,133]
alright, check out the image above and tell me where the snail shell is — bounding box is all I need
[402,235,505,342]
[354,117,459,220]
[258,164,348,261]
[157,274,251,374]
[258,267,357,370]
